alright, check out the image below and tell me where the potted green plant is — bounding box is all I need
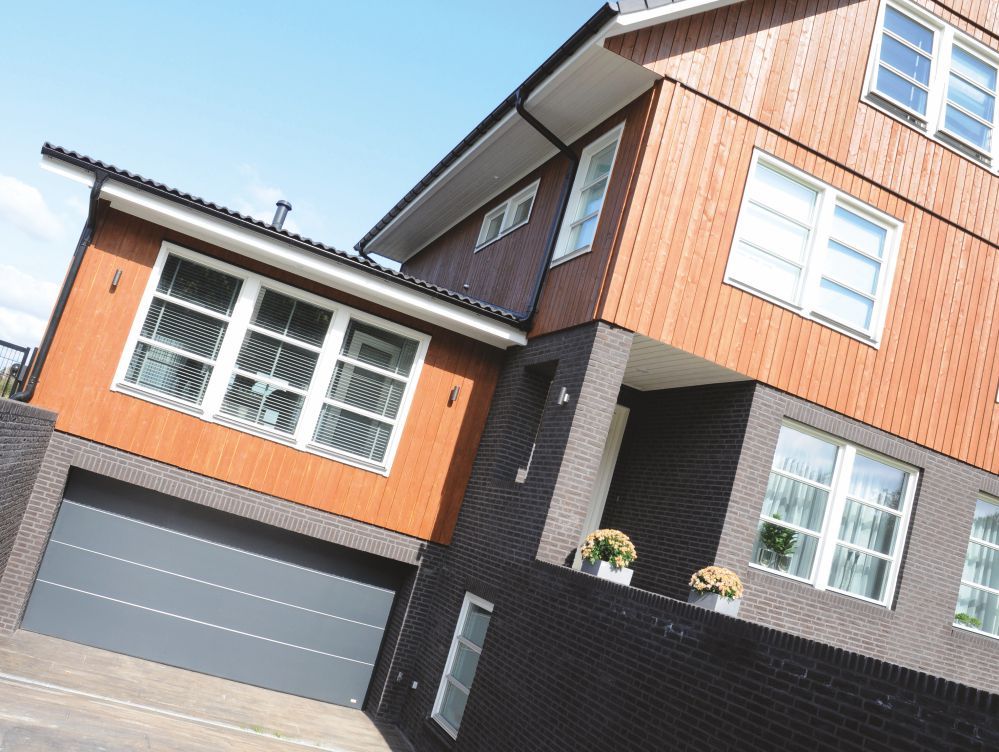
[954,612,983,630]
[688,566,744,617]
[758,514,797,572]
[579,529,637,586]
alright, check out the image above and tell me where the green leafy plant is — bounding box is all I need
[954,612,983,629]
[580,529,637,570]
[759,514,798,556]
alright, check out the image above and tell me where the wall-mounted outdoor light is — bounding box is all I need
[110,268,122,292]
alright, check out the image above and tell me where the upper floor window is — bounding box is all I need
[433,593,493,738]
[725,152,902,345]
[954,497,999,638]
[551,123,624,265]
[866,0,999,165]
[752,423,917,606]
[116,243,429,474]
[475,180,539,250]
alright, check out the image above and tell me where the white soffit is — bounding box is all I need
[623,334,750,391]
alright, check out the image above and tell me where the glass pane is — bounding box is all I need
[948,73,996,122]
[971,499,999,545]
[157,255,241,315]
[728,242,801,301]
[568,214,599,253]
[849,454,907,510]
[828,546,892,601]
[584,142,616,184]
[884,7,934,54]
[125,343,213,404]
[963,541,999,590]
[314,405,392,462]
[879,33,932,85]
[236,332,318,390]
[483,213,503,242]
[578,178,608,219]
[831,206,887,259]
[876,66,929,114]
[762,474,829,532]
[141,299,227,359]
[944,106,992,151]
[341,321,418,377]
[740,203,810,263]
[839,499,899,555]
[253,290,331,347]
[824,241,880,295]
[752,165,817,224]
[955,584,999,636]
[772,426,837,485]
[952,47,997,92]
[461,604,492,646]
[439,683,469,732]
[510,196,533,226]
[450,643,481,689]
[328,362,406,419]
[220,376,305,433]
[816,278,874,330]
[752,525,819,579]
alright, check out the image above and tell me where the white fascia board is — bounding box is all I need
[611,0,747,33]
[40,156,97,187]
[91,179,526,349]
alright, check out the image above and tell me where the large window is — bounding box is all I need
[475,180,539,250]
[752,423,917,606]
[726,152,901,344]
[954,497,999,638]
[551,123,623,264]
[116,243,428,474]
[866,0,999,165]
[433,593,493,738]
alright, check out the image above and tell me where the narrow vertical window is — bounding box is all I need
[433,593,493,738]
[955,498,999,637]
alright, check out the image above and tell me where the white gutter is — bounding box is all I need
[40,157,527,350]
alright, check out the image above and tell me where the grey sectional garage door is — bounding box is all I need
[22,473,401,708]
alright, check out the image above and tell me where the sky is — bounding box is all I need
[0,0,602,347]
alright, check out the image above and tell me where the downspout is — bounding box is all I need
[12,170,107,402]
[513,89,579,325]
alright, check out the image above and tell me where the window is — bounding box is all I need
[433,593,493,738]
[725,152,901,343]
[752,423,917,606]
[475,180,539,250]
[866,1,999,164]
[954,497,999,637]
[551,123,623,264]
[116,243,429,474]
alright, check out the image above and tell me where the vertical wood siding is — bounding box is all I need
[598,0,999,473]
[33,209,501,543]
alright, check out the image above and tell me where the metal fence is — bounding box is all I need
[0,339,33,398]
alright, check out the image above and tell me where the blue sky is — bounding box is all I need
[0,0,601,345]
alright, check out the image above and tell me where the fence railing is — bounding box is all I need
[0,340,34,398]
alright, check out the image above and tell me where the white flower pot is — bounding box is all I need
[688,590,741,617]
[580,559,634,586]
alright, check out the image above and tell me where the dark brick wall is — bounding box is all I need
[601,382,754,598]
[0,399,54,582]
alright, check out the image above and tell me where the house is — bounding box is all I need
[2,0,999,749]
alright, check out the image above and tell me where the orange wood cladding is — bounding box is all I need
[594,0,999,473]
[32,208,502,543]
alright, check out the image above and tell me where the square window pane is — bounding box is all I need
[510,196,533,226]
[752,524,819,579]
[828,547,891,601]
[849,454,907,510]
[341,321,418,377]
[125,343,213,404]
[762,474,829,532]
[876,66,929,114]
[752,165,817,224]
[772,426,837,485]
[568,214,599,253]
[220,376,305,433]
[963,541,999,590]
[461,604,492,647]
[952,47,997,92]
[328,362,406,419]
[728,242,802,302]
[157,255,241,315]
[483,213,503,243]
[141,299,227,359]
[824,241,881,295]
[584,142,616,184]
[236,332,318,390]
[972,500,999,546]
[253,290,331,347]
[831,206,887,259]
[740,203,810,263]
[944,105,992,151]
[955,584,999,636]
[314,405,392,462]
[884,7,934,53]
[816,278,874,330]
[879,34,932,86]
[439,683,469,732]
[450,643,481,689]
[839,499,899,555]
[578,178,608,219]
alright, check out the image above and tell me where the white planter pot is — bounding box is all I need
[580,559,634,586]
[687,590,741,617]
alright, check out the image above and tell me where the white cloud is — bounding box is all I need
[0,264,59,346]
[0,175,65,242]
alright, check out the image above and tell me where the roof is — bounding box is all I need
[41,144,524,326]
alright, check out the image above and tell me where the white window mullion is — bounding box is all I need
[815,445,854,590]
[800,186,837,312]
[203,277,260,416]
[295,310,349,446]
[928,25,954,135]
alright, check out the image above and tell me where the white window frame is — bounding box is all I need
[112,241,430,476]
[864,0,999,168]
[551,122,625,266]
[474,180,540,251]
[749,421,919,608]
[953,495,999,640]
[432,592,494,739]
[725,150,903,347]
